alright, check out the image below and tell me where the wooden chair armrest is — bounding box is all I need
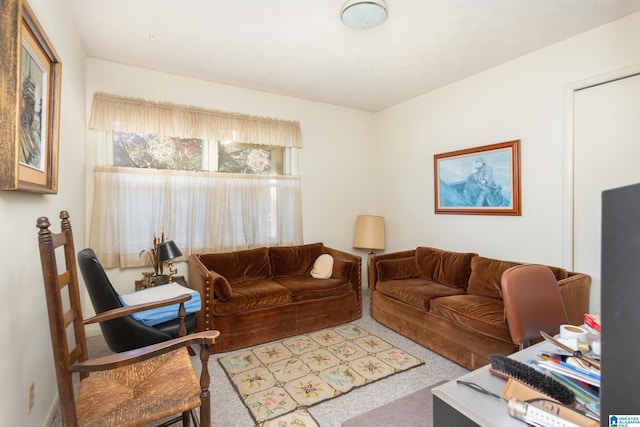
[71,330,220,373]
[83,294,192,325]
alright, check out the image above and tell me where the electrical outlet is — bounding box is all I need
[28,382,34,414]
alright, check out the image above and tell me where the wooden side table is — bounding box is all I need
[135,275,187,291]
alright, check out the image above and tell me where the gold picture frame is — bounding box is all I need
[434,140,522,216]
[0,0,61,193]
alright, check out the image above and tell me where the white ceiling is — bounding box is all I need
[69,0,640,112]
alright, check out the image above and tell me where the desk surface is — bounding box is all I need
[432,340,557,426]
[135,275,187,291]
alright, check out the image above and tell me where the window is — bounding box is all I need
[218,141,284,175]
[112,132,204,171]
[88,93,303,268]
[110,131,290,175]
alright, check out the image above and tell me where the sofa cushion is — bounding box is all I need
[332,258,353,281]
[548,266,569,281]
[376,257,419,281]
[212,279,291,316]
[376,278,465,311]
[467,256,570,299]
[270,243,325,278]
[197,247,272,285]
[311,254,333,279]
[467,256,518,299]
[275,276,353,301]
[430,295,512,344]
[415,247,476,290]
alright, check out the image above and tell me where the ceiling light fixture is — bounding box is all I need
[340,0,388,30]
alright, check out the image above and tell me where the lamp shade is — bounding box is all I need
[340,0,388,29]
[158,240,182,262]
[353,215,385,251]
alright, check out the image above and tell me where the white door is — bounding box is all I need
[573,73,640,313]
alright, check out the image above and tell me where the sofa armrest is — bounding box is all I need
[558,272,591,326]
[188,254,215,331]
[323,246,362,316]
[323,246,361,287]
[368,249,417,292]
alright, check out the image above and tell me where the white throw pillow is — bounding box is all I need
[311,254,333,279]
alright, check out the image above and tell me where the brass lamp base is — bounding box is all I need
[166,262,177,282]
[140,273,170,289]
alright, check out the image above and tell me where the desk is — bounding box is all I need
[135,275,187,291]
[432,340,557,426]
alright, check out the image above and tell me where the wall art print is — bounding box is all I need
[0,0,61,193]
[434,140,521,216]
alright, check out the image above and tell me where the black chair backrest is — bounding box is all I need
[77,248,123,313]
[77,248,173,352]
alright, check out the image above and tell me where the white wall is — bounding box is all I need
[374,11,640,313]
[84,59,377,296]
[0,0,87,425]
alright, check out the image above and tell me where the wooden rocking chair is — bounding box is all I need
[37,211,219,426]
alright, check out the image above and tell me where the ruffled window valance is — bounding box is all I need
[89,92,302,148]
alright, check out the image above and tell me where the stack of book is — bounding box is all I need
[528,315,601,421]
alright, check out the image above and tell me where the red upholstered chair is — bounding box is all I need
[37,211,219,426]
[501,264,568,349]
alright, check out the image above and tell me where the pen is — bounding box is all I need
[539,353,601,381]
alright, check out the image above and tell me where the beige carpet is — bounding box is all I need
[219,323,424,425]
[50,293,469,427]
[340,380,447,427]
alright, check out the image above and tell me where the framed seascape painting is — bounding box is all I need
[0,0,62,193]
[434,140,521,216]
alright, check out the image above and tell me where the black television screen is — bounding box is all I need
[600,182,640,421]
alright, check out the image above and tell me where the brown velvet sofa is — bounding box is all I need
[188,243,362,353]
[368,246,591,370]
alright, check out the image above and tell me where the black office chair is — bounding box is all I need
[77,248,198,353]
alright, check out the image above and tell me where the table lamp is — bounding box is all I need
[353,214,385,255]
[158,240,182,283]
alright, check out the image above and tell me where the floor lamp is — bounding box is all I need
[353,215,385,289]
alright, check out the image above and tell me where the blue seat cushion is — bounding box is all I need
[119,283,201,326]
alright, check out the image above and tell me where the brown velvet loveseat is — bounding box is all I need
[188,242,362,353]
[368,246,591,370]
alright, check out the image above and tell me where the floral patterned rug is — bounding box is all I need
[258,408,319,427]
[218,324,424,425]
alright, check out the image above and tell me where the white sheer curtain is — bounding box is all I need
[90,166,303,269]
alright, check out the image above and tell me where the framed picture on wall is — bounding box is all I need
[0,0,62,193]
[434,140,521,215]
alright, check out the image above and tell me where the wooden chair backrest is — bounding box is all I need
[37,211,88,425]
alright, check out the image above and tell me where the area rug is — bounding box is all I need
[219,323,424,424]
[258,408,319,427]
[340,379,448,427]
